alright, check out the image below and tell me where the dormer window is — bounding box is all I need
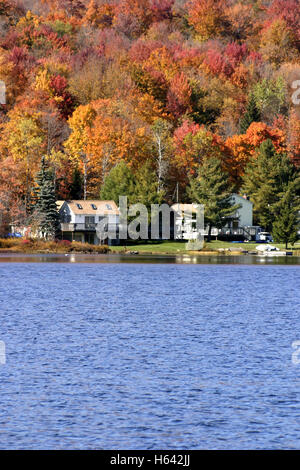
[106,204,112,210]
[91,204,97,210]
[77,204,83,210]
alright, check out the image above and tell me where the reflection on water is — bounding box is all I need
[0,253,299,265]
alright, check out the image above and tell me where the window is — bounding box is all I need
[85,216,95,229]
[76,204,83,210]
[106,204,112,210]
[91,204,97,210]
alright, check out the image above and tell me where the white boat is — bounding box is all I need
[258,251,287,257]
[256,245,287,256]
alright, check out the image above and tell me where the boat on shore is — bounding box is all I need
[256,245,289,257]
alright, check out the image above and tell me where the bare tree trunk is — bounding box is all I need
[25,154,30,215]
[81,152,90,201]
[157,135,163,193]
[83,160,87,201]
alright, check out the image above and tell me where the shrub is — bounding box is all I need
[0,238,110,254]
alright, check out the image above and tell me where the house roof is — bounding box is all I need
[61,200,119,215]
[56,201,65,211]
[232,193,253,206]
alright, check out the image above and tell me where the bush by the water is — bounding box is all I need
[0,238,110,254]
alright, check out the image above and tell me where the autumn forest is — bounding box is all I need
[0,0,300,232]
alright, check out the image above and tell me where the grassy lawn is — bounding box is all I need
[112,241,189,254]
[112,240,300,254]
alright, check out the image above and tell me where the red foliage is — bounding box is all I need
[8,46,34,70]
[267,0,300,39]
[113,0,152,38]
[225,42,248,67]
[246,50,263,64]
[129,40,163,63]
[150,0,174,22]
[173,119,201,155]
[204,48,234,78]
[167,72,192,119]
[49,75,76,119]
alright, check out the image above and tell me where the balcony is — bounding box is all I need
[60,223,96,232]
[60,223,118,233]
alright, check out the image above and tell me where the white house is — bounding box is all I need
[58,200,120,245]
[225,194,253,229]
[171,194,254,241]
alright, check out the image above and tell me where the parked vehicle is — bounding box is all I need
[256,232,273,243]
[5,232,22,238]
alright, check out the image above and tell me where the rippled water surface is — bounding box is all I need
[0,259,299,449]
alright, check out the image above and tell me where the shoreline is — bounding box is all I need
[0,248,298,257]
[1,251,300,262]
[1,239,299,257]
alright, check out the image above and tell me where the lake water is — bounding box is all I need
[0,255,299,449]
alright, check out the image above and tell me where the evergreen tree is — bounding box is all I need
[133,161,163,208]
[32,157,60,240]
[188,156,240,241]
[70,166,83,200]
[240,94,261,134]
[272,183,300,249]
[100,161,136,205]
[31,155,47,210]
[242,139,297,231]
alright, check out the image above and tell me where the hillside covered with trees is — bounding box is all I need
[0,0,299,238]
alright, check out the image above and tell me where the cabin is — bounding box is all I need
[218,194,257,241]
[58,200,120,245]
[171,194,255,241]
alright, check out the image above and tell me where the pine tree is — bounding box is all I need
[240,94,261,134]
[133,161,163,208]
[242,139,297,231]
[31,155,47,211]
[32,157,60,240]
[272,184,300,249]
[188,156,240,241]
[70,166,83,200]
[100,161,136,205]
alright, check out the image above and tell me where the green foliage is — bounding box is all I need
[240,94,261,134]
[242,139,298,231]
[100,161,136,205]
[272,186,300,249]
[189,80,220,126]
[69,166,83,200]
[252,77,287,121]
[133,161,163,208]
[188,156,240,239]
[49,20,73,38]
[31,156,60,240]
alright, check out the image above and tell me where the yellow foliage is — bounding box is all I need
[34,68,52,94]
[16,10,40,29]
[146,47,178,82]
[64,104,97,160]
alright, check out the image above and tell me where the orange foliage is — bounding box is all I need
[187,0,229,41]
[225,122,287,181]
